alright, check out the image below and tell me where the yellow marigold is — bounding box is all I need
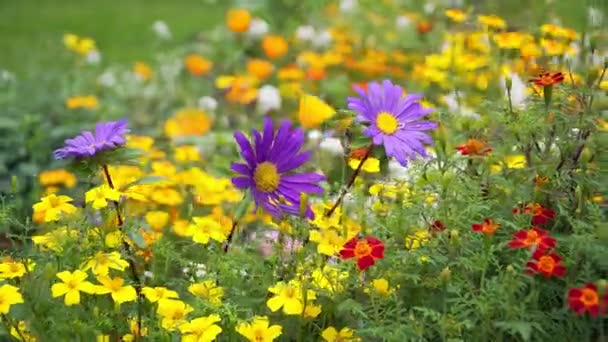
[298,94,336,129]
[226,8,251,33]
[164,108,211,139]
[188,280,224,306]
[445,9,467,23]
[174,145,201,163]
[321,327,360,342]
[150,187,183,206]
[0,284,24,314]
[262,35,288,59]
[348,157,380,173]
[39,169,77,188]
[145,211,170,231]
[236,316,282,342]
[184,54,212,76]
[247,59,274,80]
[404,229,430,250]
[65,95,99,110]
[32,194,77,222]
[133,62,153,81]
[477,14,506,30]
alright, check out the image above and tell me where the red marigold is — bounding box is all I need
[471,218,500,236]
[456,139,492,156]
[531,72,564,86]
[513,202,555,225]
[508,227,556,251]
[429,220,446,234]
[568,283,607,317]
[339,236,384,271]
[525,249,566,278]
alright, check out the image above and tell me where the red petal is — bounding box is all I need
[339,248,355,259]
[508,240,525,249]
[549,253,562,263]
[343,237,358,249]
[365,236,383,246]
[471,224,482,232]
[583,283,597,291]
[531,249,544,260]
[357,256,375,271]
[370,244,384,259]
[540,237,556,249]
[543,208,555,219]
[513,230,528,239]
[532,215,547,225]
[568,288,583,299]
[531,227,547,236]
[588,305,600,317]
[569,299,585,314]
[553,265,566,277]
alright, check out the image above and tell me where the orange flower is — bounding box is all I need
[514,202,555,225]
[262,35,288,59]
[568,283,607,317]
[247,59,274,80]
[533,175,549,188]
[456,139,491,156]
[525,250,566,278]
[339,236,384,271]
[133,62,153,81]
[416,21,432,34]
[531,72,564,86]
[184,54,212,76]
[508,227,556,251]
[471,218,500,236]
[306,68,326,81]
[226,8,251,33]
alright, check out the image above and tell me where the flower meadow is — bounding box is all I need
[0,1,607,341]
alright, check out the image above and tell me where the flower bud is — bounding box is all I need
[505,76,513,91]
[440,266,451,283]
[506,265,515,273]
[597,279,608,293]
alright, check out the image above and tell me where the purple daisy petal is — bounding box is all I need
[53,119,129,160]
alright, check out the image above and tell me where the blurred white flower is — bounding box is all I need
[247,18,269,38]
[85,50,101,64]
[500,73,527,108]
[143,271,154,279]
[198,96,218,111]
[424,3,435,14]
[588,7,603,27]
[443,92,480,119]
[396,15,412,29]
[152,20,172,40]
[313,30,333,48]
[296,25,316,42]
[257,85,281,113]
[98,71,116,87]
[388,159,409,180]
[340,0,357,13]
[0,69,16,84]
[307,130,323,142]
[319,137,344,155]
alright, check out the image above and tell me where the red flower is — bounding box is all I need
[525,249,566,278]
[339,236,384,271]
[471,218,500,236]
[456,139,492,156]
[508,227,556,251]
[513,202,555,225]
[429,220,446,234]
[530,72,564,87]
[568,283,607,317]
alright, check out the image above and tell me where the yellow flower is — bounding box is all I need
[247,59,274,81]
[321,327,360,342]
[236,316,282,342]
[404,229,430,250]
[303,302,322,318]
[477,14,506,30]
[39,169,77,188]
[142,286,179,303]
[122,319,148,341]
[226,8,251,33]
[165,108,212,139]
[32,226,78,252]
[85,185,121,210]
[267,280,316,315]
[104,230,123,248]
[82,251,129,276]
[445,9,467,23]
[157,299,193,331]
[94,276,137,305]
[188,281,224,306]
[309,203,341,230]
[0,284,23,314]
[133,62,153,81]
[504,154,526,169]
[298,94,336,129]
[65,95,99,110]
[179,314,222,342]
[145,211,170,232]
[174,145,201,163]
[0,259,34,279]
[184,54,213,76]
[309,229,345,256]
[310,266,348,293]
[365,278,395,296]
[10,321,35,342]
[150,187,183,206]
[189,217,227,245]
[32,194,77,222]
[172,219,192,237]
[348,157,380,173]
[51,270,96,306]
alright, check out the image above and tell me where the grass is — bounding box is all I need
[0,0,228,76]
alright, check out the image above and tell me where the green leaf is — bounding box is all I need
[233,191,252,221]
[494,321,534,341]
[128,230,147,249]
[120,176,168,190]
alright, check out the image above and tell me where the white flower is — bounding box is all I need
[313,30,333,48]
[85,50,101,64]
[152,20,172,40]
[388,159,410,180]
[443,92,480,119]
[396,15,412,29]
[588,7,603,27]
[423,3,435,14]
[339,0,357,13]
[296,25,316,42]
[500,73,528,108]
[307,130,323,142]
[143,271,154,279]
[198,96,218,111]
[319,137,344,155]
[257,85,281,113]
[247,18,269,38]
[98,71,116,87]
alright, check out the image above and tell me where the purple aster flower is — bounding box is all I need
[347,80,437,166]
[231,117,325,219]
[53,119,130,159]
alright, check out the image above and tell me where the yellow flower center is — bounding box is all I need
[253,162,280,192]
[48,196,61,208]
[284,286,296,299]
[66,279,79,290]
[254,329,264,342]
[376,111,399,135]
